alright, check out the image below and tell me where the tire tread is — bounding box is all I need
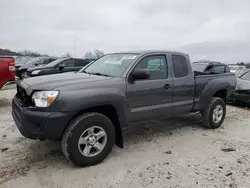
[62,112,114,166]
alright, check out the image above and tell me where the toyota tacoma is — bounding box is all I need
[12,51,236,167]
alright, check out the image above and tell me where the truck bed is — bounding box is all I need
[193,71,236,111]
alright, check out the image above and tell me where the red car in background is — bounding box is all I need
[0,57,16,90]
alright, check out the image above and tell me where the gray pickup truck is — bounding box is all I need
[12,51,236,167]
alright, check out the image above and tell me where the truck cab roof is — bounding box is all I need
[113,50,188,56]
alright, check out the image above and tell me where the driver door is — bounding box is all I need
[126,55,173,123]
[59,59,76,73]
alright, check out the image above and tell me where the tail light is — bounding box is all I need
[8,61,16,72]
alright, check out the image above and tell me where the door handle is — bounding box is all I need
[163,84,171,89]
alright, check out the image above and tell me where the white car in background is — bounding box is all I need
[229,65,245,73]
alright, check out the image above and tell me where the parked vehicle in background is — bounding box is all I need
[192,61,230,74]
[12,50,236,167]
[15,56,34,68]
[0,57,16,90]
[26,58,90,77]
[16,57,57,79]
[228,65,245,73]
[229,69,250,106]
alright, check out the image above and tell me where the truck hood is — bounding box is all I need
[19,72,115,95]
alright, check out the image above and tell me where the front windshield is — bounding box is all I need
[192,63,207,72]
[26,57,42,65]
[236,69,247,78]
[45,58,66,67]
[15,56,33,65]
[241,71,250,81]
[83,54,138,77]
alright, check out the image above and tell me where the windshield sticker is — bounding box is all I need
[104,60,122,64]
[122,55,137,60]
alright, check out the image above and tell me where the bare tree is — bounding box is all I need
[93,49,104,58]
[19,50,42,57]
[84,50,104,59]
[62,52,72,58]
[84,51,94,59]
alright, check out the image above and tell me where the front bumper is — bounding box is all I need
[12,97,74,140]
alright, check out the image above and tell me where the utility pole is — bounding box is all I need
[73,33,76,57]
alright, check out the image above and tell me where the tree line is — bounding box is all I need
[1,48,250,66]
[0,48,104,59]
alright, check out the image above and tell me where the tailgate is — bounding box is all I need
[0,57,16,88]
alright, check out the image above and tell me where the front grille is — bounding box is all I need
[16,85,33,107]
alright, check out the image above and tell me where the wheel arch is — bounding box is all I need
[61,104,124,148]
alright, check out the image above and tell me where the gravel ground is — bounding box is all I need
[1,89,250,188]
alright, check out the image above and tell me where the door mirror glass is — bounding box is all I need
[130,69,150,81]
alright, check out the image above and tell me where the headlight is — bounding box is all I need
[32,91,59,107]
[32,70,41,75]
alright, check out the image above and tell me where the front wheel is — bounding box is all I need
[202,97,226,129]
[62,112,115,167]
[20,70,28,79]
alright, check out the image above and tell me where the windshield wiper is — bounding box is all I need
[81,70,91,75]
[82,71,112,77]
[90,72,111,77]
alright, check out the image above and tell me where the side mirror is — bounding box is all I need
[59,64,65,71]
[129,69,150,82]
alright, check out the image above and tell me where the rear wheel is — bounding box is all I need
[202,97,226,129]
[62,112,115,167]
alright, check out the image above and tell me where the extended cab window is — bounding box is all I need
[61,59,75,67]
[172,55,188,78]
[134,55,167,80]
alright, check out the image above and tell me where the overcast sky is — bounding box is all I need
[1,0,250,63]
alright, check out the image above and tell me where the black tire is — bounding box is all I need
[20,70,27,79]
[62,112,115,167]
[202,97,226,129]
